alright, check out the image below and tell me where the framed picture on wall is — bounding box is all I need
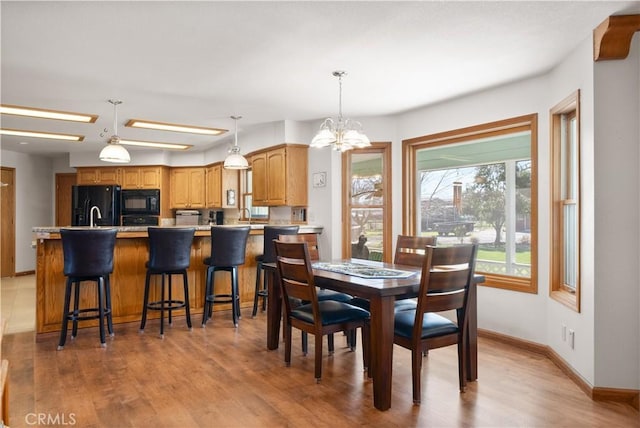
[312,172,326,188]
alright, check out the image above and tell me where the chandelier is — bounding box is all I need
[310,71,370,152]
[223,115,248,170]
[99,99,131,163]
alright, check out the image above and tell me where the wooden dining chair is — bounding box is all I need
[393,244,477,404]
[274,240,370,382]
[278,233,353,353]
[394,234,437,266]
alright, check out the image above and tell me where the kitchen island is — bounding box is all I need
[33,224,322,335]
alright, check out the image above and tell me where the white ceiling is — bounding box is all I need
[1,1,639,157]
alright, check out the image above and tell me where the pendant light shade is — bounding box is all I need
[99,99,131,163]
[224,115,248,170]
[310,71,370,152]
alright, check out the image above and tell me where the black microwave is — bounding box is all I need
[121,189,160,215]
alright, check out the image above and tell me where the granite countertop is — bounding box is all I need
[33,224,323,234]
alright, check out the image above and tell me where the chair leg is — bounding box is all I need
[202,267,213,327]
[183,270,192,330]
[159,273,165,337]
[284,319,292,367]
[97,277,106,347]
[57,278,73,350]
[168,274,173,326]
[411,347,422,404]
[302,332,308,355]
[362,324,371,376]
[328,333,334,355]
[140,271,151,331]
[71,279,81,338]
[105,276,114,336]
[315,333,323,382]
[252,262,262,317]
[231,267,238,327]
[458,335,467,392]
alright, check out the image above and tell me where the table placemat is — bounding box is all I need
[312,262,416,279]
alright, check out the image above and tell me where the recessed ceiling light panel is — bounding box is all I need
[119,139,192,150]
[125,119,226,136]
[0,104,98,123]
[0,128,84,141]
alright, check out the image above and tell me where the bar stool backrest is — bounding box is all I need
[263,225,299,263]
[60,228,118,277]
[209,226,251,266]
[147,227,196,271]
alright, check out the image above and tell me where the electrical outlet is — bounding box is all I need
[562,324,567,341]
[568,329,575,349]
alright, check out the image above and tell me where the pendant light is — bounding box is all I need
[310,71,370,152]
[99,99,131,163]
[223,115,248,170]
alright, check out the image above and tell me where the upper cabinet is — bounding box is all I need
[76,167,121,185]
[205,163,238,208]
[170,167,206,209]
[250,144,308,206]
[121,166,164,189]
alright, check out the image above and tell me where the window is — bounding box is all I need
[550,91,580,311]
[342,143,392,262]
[403,115,538,293]
[240,168,268,220]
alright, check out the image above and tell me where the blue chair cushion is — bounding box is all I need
[316,289,353,302]
[291,300,370,325]
[394,310,458,339]
[349,297,417,313]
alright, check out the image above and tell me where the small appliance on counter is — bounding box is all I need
[209,210,224,225]
[176,210,201,225]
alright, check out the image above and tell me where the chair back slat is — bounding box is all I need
[278,233,320,261]
[274,240,319,315]
[416,244,477,317]
[394,235,437,267]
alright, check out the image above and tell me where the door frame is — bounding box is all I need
[341,142,392,262]
[1,167,16,277]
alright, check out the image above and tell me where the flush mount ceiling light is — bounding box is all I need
[118,139,192,150]
[0,104,98,123]
[223,116,248,170]
[310,71,370,152]
[99,99,131,163]
[125,119,227,136]
[0,128,84,141]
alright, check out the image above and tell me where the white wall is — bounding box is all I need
[0,150,53,272]
[593,34,640,389]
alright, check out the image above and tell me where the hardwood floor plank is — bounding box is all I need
[2,312,638,427]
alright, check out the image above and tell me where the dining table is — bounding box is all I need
[263,258,483,411]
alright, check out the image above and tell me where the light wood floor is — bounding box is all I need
[1,308,638,428]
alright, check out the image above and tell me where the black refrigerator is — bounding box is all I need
[71,185,122,226]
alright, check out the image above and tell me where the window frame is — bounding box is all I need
[342,142,392,262]
[550,90,581,312]
[402,114,538,293]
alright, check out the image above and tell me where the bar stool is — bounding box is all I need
[58,228,117,350]
[202,226,251,327]
[140,227,196,337]
[252,225,299,317]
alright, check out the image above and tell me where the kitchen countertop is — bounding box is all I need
[32,224,323,235]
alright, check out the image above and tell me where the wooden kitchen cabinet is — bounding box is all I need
[76,167,121,185]
[250,144,307,206]
[121,166,163,189]
[170,167,206,208]
[206,163,238,208]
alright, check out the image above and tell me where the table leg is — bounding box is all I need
[466,279,478,381]
[368,295,395,411]
[266,267,282,350]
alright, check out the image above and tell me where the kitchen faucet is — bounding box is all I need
[90,206,102,228]
[241,207,251,225]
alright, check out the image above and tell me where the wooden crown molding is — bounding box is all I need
[594,14,640,61]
